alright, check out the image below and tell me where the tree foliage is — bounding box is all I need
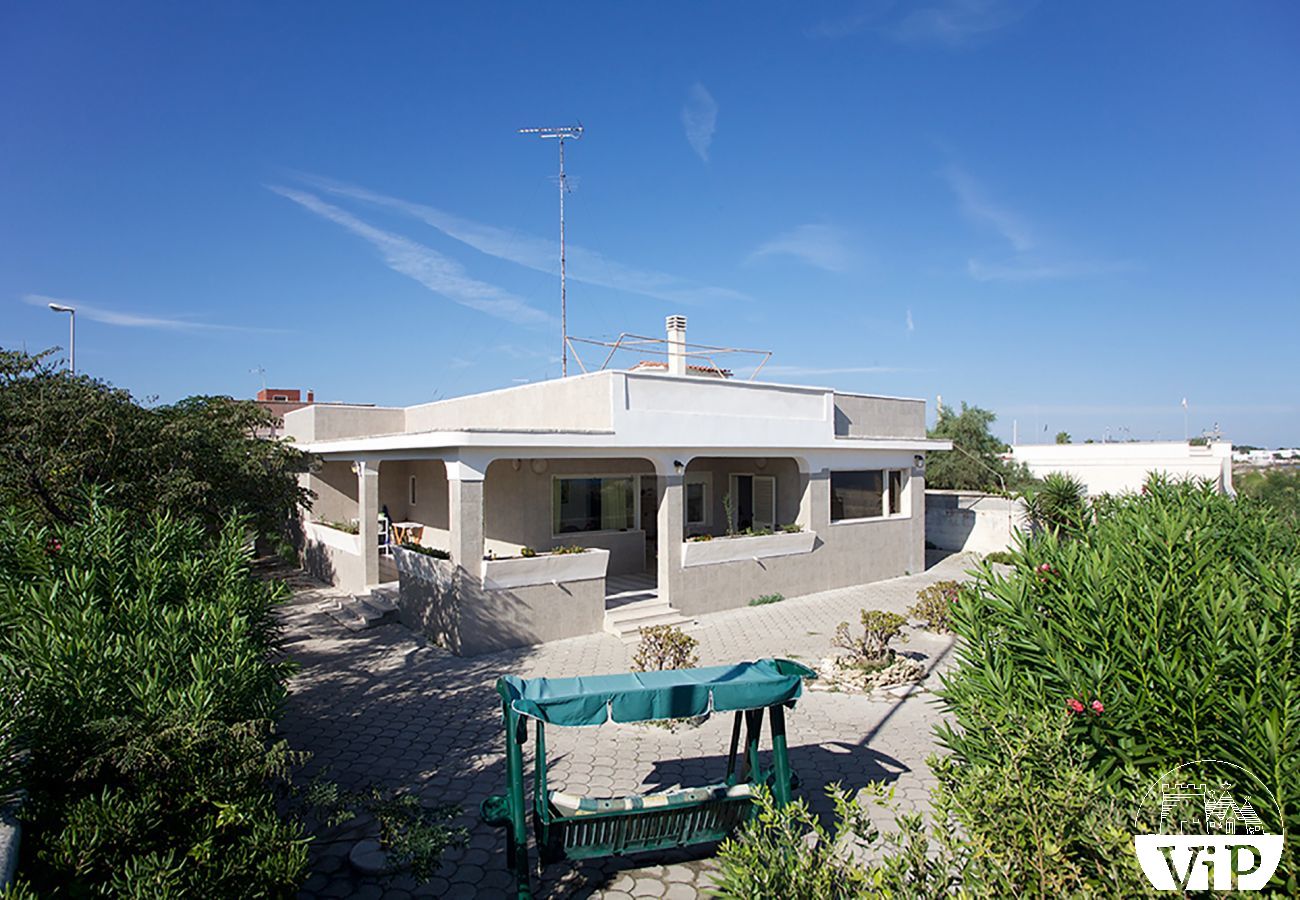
[0,347,311,537]
[925,401,1033,492]
[0,501,308,895]
[1236,467,1300,530]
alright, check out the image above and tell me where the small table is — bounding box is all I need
[392,521,424,546]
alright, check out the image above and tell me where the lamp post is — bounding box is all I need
[47,303,76,374]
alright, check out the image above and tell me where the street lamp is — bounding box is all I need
[47,303,75,374]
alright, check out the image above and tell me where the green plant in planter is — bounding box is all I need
[909,580,962,633]
[400,542,449,560]
[780,523,803,533]
[519,546,537,558]
[687,533,713,542]
[317,518,360,535]
[833,609,907,670]
[749,593,784,606]
[550,544,587,555]
[722,492,737,536]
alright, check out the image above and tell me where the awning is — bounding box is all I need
[497,658,816,727]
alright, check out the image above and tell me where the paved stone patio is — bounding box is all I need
[281,554,975,899]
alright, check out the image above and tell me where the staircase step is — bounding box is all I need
[604,601,679,626]
[604,610,690,640]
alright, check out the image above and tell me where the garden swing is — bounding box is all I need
[481,658,816,898]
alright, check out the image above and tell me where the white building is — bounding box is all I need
[1010,440,1234,496]
[286,317,949,654]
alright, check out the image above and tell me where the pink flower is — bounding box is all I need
[1066,698,1085,714]
[1091,699,1104,715]
[46,538,62,555]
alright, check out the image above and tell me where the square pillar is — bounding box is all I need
[804,468,831,533]
[447,462,486,597]
[356,461,380,588]
[656,473,684,606]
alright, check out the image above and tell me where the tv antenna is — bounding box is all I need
[518,123,583,377]
[249,365,266,392]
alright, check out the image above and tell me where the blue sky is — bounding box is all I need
[3,1,1298,446]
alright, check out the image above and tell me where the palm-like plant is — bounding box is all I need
[1021,472,1089,535]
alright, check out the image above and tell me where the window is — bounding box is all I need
[685,474,711,527]
[553,476,635,534]
[888,470,904,515]
[409,474,417,506]
[830,470,884,521]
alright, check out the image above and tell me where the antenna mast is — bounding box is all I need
[518,123,583,377]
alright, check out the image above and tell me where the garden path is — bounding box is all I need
[281,553,973,900]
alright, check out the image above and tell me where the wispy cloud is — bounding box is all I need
[941,165,1034,251]
[942,164,1130,283]
[268,185,551,326]
[763,364,913,377]
[809,0,1032,46]
[681,83,718,162]
[295,175,750,306]
[906,308,915,334]
[747,224,857,273]
[22,294,278,333]
[966,259,1132,283]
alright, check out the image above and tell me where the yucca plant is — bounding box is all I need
[1020,471,1089,536]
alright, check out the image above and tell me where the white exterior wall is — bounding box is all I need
[1010,441,1233,495]
[925,491,1028,553]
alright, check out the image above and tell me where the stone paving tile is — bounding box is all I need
[281,554,980,898]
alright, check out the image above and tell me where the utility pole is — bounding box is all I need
[47,302,76,374]
[518,124,583,377]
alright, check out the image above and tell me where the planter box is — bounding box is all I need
[481,548,610,591]
[392,545,454,588]
[681,530,817,568]
[304,521,362,555]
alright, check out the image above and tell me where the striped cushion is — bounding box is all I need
[550,782,753,818]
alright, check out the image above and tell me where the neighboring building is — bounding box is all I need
[253,387,374,439]
[285,316,949,655]
[1010,441,1234,495]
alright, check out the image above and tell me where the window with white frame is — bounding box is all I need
[831,469,908,522]
[685,473,711,527]
[552,476,635,534]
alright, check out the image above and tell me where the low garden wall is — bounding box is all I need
[925,490,1027,554]
[394,546,606,656]
[301,521,368,593]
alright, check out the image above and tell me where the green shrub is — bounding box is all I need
[0,502,308,895]
[519,546,537,558]
[711,785,878,899]
[939,476,1300,891]
[400,541,450,560]
[1237,467,1300,529]
[687,533,713,542]
[780,523,803,533]
[833,609,907,665]
[712,710,1158,899]
[908,580,961,633]
[550,544,587,555]
[632,624,698,672]
[983,549,1015,565]
[749,593,784,606]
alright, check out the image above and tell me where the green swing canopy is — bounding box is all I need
[498,658,815,727]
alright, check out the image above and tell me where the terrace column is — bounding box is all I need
[446,459,486,598]
[356,460,380,589]
[656,463,685,608]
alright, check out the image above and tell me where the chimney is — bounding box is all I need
[306,390,314,403]
[666,315,687,376]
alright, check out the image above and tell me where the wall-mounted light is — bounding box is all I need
[511,459,521,471]
[914,454,926,470]
[673,459,684,474]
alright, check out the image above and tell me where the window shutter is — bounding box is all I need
[753,475,776,530]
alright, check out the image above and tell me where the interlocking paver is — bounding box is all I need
[279,554,977,898]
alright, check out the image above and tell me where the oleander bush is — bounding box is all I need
[0,501,309,896]
[941,475,1300,892]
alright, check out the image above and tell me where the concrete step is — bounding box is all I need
[321,592,400,632]
[603,597,690,640]
[604,598,678,625]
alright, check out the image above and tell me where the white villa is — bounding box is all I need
[286,317,950,655]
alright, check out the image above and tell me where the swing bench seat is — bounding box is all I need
[482,659,815,898]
